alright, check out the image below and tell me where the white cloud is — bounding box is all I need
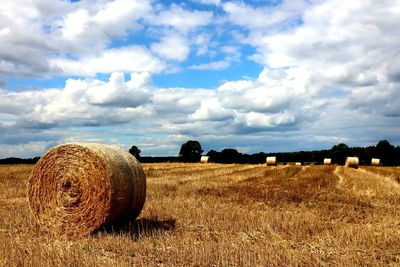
[189,60,230,70]
[151,33,190,61]
[189,45,241,70]
[0,0,155,78]
[1,72,154,130]
[151,4,213,33]
[2,0,400,157]
[50,46,165,76]
[62,9,90,40]
[234,0,400,120]
[0,88,59,116]
[223,0,308,30]
[244,111,295,128]
[189,98,234,121]
[193,33,211,56]
[0,0,215,79]
[217,67,309,113]
[93,0,151,37]
[0,141,49,158]
[60,0,152,42]
[0,27,10,36]
[195,0,221,6]
[221,46,241,60]
[86,72,151,107]
[152,87,214,115]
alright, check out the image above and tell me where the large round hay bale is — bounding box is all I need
[266,156,277,166]
[323,158,332,165]
[28,143,146,237]
[295,162,302,166]
[345,156,359,168]
[200,156,209,164]
[371,158,380,166]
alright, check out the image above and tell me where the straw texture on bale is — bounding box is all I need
[323,158,332,165]
[371,158,380,166]
[200,156,209,164]
[345,157,359,169]
[28,143,146,237]
[266,156,277,166]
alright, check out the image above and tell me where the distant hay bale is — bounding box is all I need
[345,156,359,169]
[266,156,277,166]
[323,158,332,165]
[28,143,146,237]
[200,156,209,164]
[295,162,302,166]
[371,158,380,166]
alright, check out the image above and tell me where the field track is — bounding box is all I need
[1,163,399,266]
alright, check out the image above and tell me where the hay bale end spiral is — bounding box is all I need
[28,143,146,237]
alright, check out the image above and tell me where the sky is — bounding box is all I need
[1,0,400,158]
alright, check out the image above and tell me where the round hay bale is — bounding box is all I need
[266,156,277,166]
[295,162,301,166]
[323,158,332,165]
[345,156,359,169]
[200,156,209,164]
[371,158,380,166]
[28,143,146,237]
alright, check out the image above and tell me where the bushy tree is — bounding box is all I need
[179,140,203,162]
[220,148,242,163]
[129,145,141,159]
[330,143,349,165]
[375,140,396,165]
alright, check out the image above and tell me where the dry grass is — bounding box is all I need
[1,163,400,266]
[361,166,400,184]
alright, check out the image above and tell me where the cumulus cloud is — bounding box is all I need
[0,0,155,78]
[60,0,152,48]
[194,0,221,6]
[243,111,295,129]
[0,88,58,116]
[0,141,50,158]
[1,0,400,157]
[50,46,165,76]
[217,68,309,113]
[232,0,400,120]
[189,98,234,121]
[193,33,212,56]
[223,0,308,30]
[62,9,90,40]
[150,4,213,33]
[92,0,151,37]
[151,33,190,61]
[189,60,230,70]
[86,72,151,107]
[152,87,214,116]
[0,72,153,130]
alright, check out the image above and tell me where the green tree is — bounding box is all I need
[330,143,349,165]
[179,140,203,162]
[375,140,395,165]
[129,145,141,159]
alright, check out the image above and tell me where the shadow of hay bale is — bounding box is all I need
[96,218,176,240]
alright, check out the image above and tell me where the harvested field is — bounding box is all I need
[1,163,400,266]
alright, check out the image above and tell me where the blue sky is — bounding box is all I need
[1,0,400,157]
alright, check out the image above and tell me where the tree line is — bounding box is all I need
[1,139,399,166]
[135,139,400,166]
